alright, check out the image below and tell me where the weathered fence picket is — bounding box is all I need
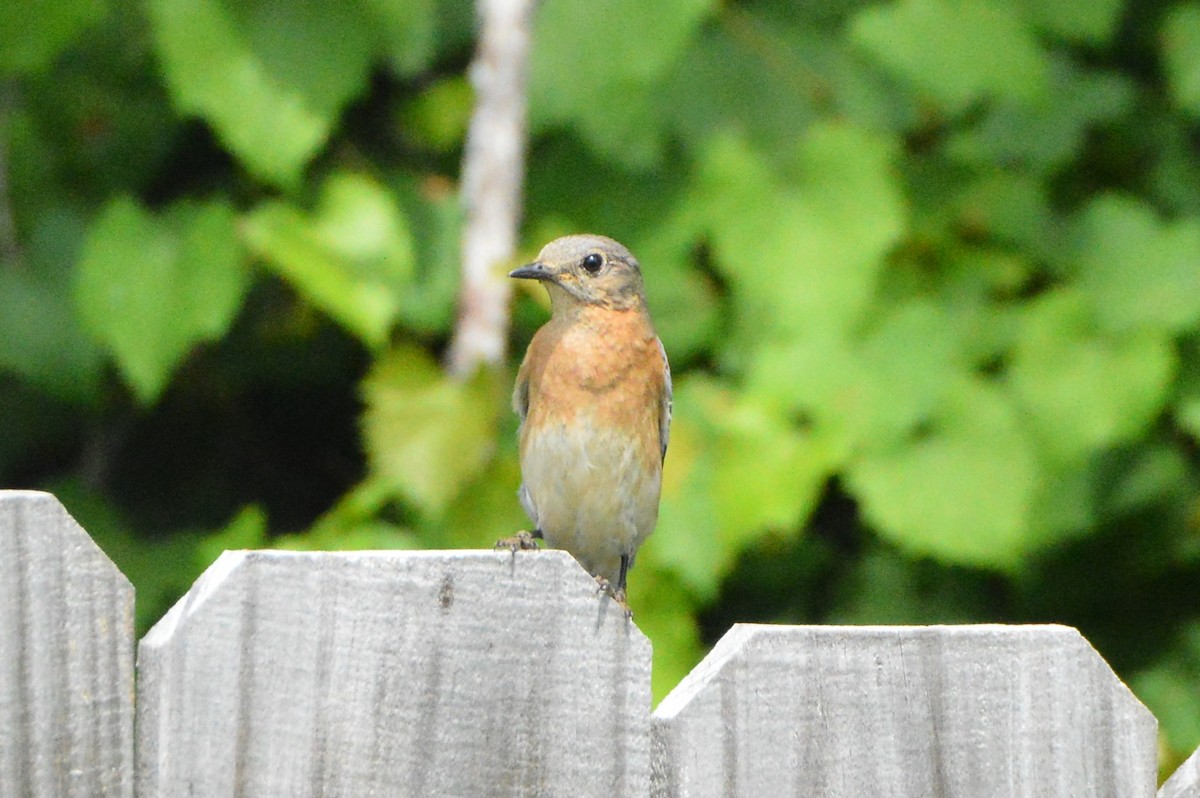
[0,491,134,798]
[651,624,1157,797]
[2,489,1198,797]
[136,548,650,797]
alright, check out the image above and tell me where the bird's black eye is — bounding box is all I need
[581,253,604,274]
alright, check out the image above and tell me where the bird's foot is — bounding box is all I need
[594,576,633,619]
[495,529,543,552]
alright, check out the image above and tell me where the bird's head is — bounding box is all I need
[509,234,646,313]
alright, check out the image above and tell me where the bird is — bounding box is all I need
[500,234,671,614]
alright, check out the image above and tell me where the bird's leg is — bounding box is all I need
[594,555,633,619]
[616,553,630,596]
[614,553,632,616]
[495,528,543,552]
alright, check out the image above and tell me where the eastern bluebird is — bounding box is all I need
[503,234,672,612]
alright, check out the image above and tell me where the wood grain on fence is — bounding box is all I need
[2,489,1197,797]
[136,548,650,797]
[0,491,134,798]
[651,623,1158,798]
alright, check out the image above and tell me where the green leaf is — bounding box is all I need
[0,0,105,75]
[659,22,817,154]
[625,561,704,703]
[0,267,104,402]
[1008,290,1176,464]
[311,173,416,287]
[746,334,862,463]
[852,301,968,445]
[699,124,905,343]
[659,14,919,150]
[653,399,723,599]
[955,174,1059,258]
[851,0,1049,114]
[933,249,1029,362]
[193,505,270,566]
[1164,4,1200,118]
[1179,397,1200,442]
[147,0,373,186]
[75,197,248,404]
[392,177,463,335]
[711,393,830,539]
[827,546,997,625]
[437,451,530,550]
[274,477,420,551]
[362,0,436,76]
[1103,444,1192,518]
[630,224,720,364]
[1131,624,1200,768]
[0,205,102,401]
[948,61,1133,171]
[290,522,419,551]
[399,77,473,153]
[13,24,182,200]
[1176,342,1200,442]
[243,172,414,348]
[1024,461,1096,543]
[528,0,715,165]
[361,345,500,514]
[748,299,968,463]
[848,377,1039,569]
[534,0,713,85]
[652,378,830,599]
[1012,0,1122,45]
[1072,195,1200,334]
[1150,119,1200,215]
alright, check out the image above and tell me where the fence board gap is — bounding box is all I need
[1161,746,1200,797]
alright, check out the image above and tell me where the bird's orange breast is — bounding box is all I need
[519,305,665,473]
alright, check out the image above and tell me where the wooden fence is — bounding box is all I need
[1,489,1197,797]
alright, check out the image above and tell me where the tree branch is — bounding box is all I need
[446,0,535,377]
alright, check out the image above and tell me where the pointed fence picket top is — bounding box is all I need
[650,623,1158,798]
[0,490,135,798]
[136,549,651,798]
[1161,747,1200,797]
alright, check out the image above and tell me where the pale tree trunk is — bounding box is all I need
[446,0,536,377]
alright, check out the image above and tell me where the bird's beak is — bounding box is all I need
[508,261,555,282]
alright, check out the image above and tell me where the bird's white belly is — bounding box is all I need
[519,418,661,584]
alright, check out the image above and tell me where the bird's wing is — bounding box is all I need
[657,337,672,463]
[513,357,530,424]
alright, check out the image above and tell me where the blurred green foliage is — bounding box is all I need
[4,0,1200,774]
